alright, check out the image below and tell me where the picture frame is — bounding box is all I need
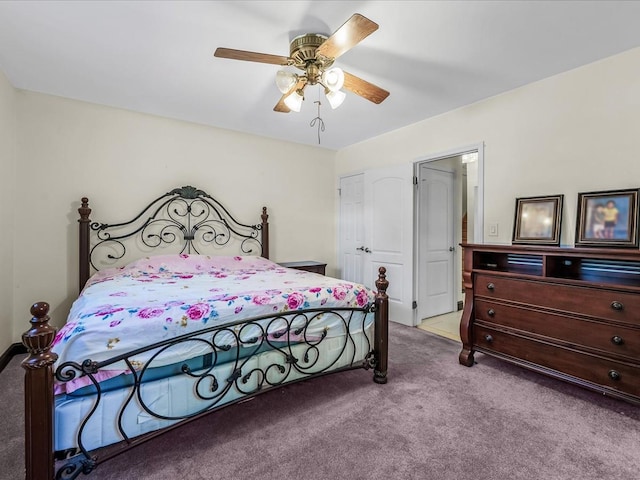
[575,188,639,248]
[512,194,563,246]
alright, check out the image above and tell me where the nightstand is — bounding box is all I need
[278,261,327,275]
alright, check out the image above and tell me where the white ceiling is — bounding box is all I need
[2,1,640,150]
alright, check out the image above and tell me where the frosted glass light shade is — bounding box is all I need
[283,90,304,112]
[325,89,346,109]
[276,70,297,94]
[322,67,344,92]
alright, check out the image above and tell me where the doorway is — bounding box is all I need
[336,144,483,330]
[417,163,455,320]
[415,146,483,341]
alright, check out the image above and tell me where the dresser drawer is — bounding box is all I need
[475,299,640,359]
[473,324,640,397]
[475,274,640,325]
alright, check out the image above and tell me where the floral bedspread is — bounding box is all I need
[52,255,375,387]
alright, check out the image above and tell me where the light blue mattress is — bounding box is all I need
[54,320,374,453]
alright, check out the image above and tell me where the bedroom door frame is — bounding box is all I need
[413,142,485,320]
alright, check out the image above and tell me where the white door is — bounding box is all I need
[339,174,365,284]
[418,164,455,320]
[363,164,415,326]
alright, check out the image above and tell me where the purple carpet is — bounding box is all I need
[1,323,639,480]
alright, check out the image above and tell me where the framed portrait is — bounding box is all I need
[512,195,563,246]
[575,188,639,248]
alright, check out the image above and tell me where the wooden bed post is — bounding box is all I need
[261,206,269,259]
[458,244,475,367]
[373,267,389,384]
[78,197,92,292]
[22,302,57,480]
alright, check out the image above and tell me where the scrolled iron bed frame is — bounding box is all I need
[21,186,389,480]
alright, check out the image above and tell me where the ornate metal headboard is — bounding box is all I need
[78,185,269,291]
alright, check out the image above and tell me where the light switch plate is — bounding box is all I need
[489,223,499,236]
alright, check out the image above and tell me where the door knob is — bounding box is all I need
[449,247,455,252]
[364,247,372,253]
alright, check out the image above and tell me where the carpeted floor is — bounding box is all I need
[2,323,639,480]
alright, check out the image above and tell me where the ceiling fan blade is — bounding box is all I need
[273,79,307,113]
[343,71,390,104]
[316,13,378,60]
[214,47,291,66]
[273,97,291,113]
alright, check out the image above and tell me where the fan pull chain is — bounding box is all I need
[309,100,325,145]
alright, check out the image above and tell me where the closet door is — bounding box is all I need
[363,165,415,326]
[339,174,365,284]
[339,165,415,326]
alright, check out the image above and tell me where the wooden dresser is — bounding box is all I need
[460,243,640,404]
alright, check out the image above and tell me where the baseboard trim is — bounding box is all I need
[0,343,27,373]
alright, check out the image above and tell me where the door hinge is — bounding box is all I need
[338,188,342,196]
[413,176,418,186]
[412,300,417,309]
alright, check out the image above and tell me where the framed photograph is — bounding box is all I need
[575,188,639,248]
[512,195,563,246]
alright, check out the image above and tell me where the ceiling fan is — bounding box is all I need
[214,13,390,113]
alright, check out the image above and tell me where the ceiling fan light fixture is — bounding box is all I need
[325,88,346,109]
[216,14,388,117]
[322,67,345,92]
[283,89,304,112]
[276,70,298,94]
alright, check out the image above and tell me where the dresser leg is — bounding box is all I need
[459,348,475,367]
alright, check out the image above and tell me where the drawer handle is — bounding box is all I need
[487,308,495,317]
[611,335,624,346]
[608,370,621,381]
[487,283,495,291]
[484,334,493,343]
[611,301,624,311]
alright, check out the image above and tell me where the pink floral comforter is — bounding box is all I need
[52,255,374,383]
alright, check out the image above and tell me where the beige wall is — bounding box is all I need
[336,46,640,248]
[12,91,336,337]
[0,71,16,352]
